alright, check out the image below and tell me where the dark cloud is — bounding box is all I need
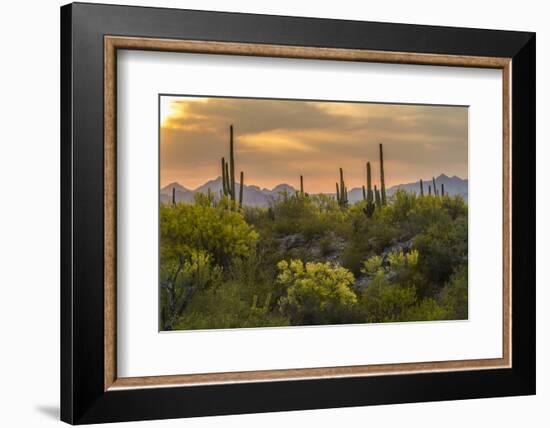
[161,96,467,192]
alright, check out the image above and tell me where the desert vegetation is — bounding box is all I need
[160,126,468,330]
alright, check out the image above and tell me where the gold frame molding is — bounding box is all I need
[104,36,512,391]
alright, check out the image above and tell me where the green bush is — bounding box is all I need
[440,265,468,319]
[358,251,421,322]
[160,199,258,266]
[160,249,223,329]
[277,259,357,325]
[173,281,290,330]
[414,216,467,292]
[160,186,468,330]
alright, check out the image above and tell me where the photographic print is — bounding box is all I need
[159,95,468,331]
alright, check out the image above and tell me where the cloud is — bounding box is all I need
[160,96,467,192]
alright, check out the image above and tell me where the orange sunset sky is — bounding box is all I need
[160,96,468,193]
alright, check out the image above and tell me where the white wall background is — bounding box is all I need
[0,0,545,426]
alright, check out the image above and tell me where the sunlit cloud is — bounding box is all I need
[160,96,468,192]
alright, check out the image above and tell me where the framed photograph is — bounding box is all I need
[61,2,535,424]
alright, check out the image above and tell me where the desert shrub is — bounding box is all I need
[160,200,258,267]
[386,189,418,224]
[357,251,419,322]
[225,250,287,308]
[160,249,223,329]
[402,298,446,321]
[339,206,398,275]
[414,216,467,291]
[440,265,468,319]
[173,281,290,330]
[277,259,358,325]
[359,270,417,323]
[441,195,468,220]
[340,244,366,275]
[253,193,346,240]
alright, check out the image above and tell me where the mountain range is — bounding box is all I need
[160,174,468,207]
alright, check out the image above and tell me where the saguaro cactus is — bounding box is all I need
[221,157,228,196]
[432,176,438,196]
[172,187,176,206]
[379,144,387,205]
[363,161,376,217]
[300,175,304,197]
[225,162,230,196]
[419,179,424,196]
[220,125,245,209]
[367,162,374,203]
[229,125,236,202]
[441,183,445,197]
[363,196,375,217]
[428,185,432,196]
[239,171,244,207]
[337,168,348,207]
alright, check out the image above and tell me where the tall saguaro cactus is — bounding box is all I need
[419,179,424,196]
[229,125,236,202]
[441,183,445,197]
[379,144,387,205]
[300,175,304,196]
[428,185,432,196]
[172,187,176,206]
[432,176,437,197]
[220,125,245,208]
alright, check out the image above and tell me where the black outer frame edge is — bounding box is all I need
[69,1,533,56]
[60,2,536,424]
[60,4,74,425]
[510,34,536,391]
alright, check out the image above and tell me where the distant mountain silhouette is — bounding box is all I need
[387,174,468,199]
[345,174,467,203]
[160,173,467,207]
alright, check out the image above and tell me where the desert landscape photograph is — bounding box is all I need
[159,95,468,331]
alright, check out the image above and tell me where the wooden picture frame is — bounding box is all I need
[61,2,535,424]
